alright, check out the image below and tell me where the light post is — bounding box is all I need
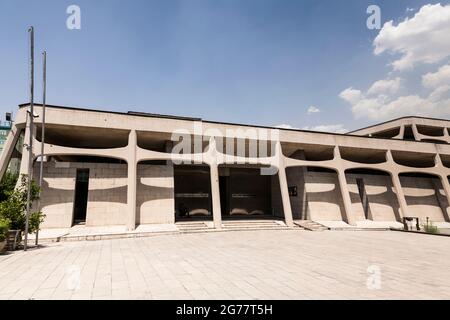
[24,26,34,251]
[36,51,46,246]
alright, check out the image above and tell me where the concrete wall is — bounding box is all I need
[286,167,307,220]
[85,163,127,227]
[34,162,76,228]
[35,162,128,228]
[304,171,345,221]
[137,164,174,224]
[35,162,175,228]
[400,175,448,223]
[346,173,400,222]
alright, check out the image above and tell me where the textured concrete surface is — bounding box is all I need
[1,230,449,300]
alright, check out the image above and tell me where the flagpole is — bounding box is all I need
[36,51,46,246]
[24,26,34,251]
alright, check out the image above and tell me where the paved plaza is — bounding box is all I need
[0,230,449,300]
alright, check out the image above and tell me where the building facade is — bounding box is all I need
[1,104,450,230]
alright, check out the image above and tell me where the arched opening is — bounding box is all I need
[371,127,400,139]
[345,168,400,222]
[35,124,129,149]
[399,172,448,224]
[440,154,450,169]
[173,164,212,221]
[391,150,436,168]
[282,143,335,161]
[219,165,273,219]
[136,160,175,226]
[286,166,345,222]
[33,155,127,229]
[403,126,416,141]
[339,147,386,164]
[416,125,445,137]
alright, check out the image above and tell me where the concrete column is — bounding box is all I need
[126,130,137,231]
[411,123,420,141]
[390,173,408,221]
[336,169,356,226]
[0,125,21,180]
[439,175,450,222]
[386,151,407,221]
[397,125,405,140]
[275,142,294,227]
[435,154,450,222]
[18,123,31,178]
[208,137,222,229]
[333,146,355,225]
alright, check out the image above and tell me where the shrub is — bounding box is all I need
[0,171,19,202]
[424,224,439,234]
[0,174,45,234]
[0,218,10,242]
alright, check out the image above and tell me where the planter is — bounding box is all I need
[6,230,22,251]
[0,240,6,253]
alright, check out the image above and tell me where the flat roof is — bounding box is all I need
[349,116,450,133]
[18,102,450,142]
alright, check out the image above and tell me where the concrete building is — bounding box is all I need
[1,104,450,231]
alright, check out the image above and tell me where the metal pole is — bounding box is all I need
[24,26,34,251]
[36,50,46,246]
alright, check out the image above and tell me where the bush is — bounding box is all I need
[0,174,45,234]
[424,224,439,234]
[0,171,19,202]
[0,218,10,242]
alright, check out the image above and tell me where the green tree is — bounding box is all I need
[0,174,45,233]
[0,171,19,202]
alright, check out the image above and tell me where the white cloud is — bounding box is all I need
[422,64,450,88]
[374,3,450,70]
[302,124,348,134]
[339,87,362,104]
[274,124,298,129]
[307,106,320,114]
[339,77,450,121]
[367,77,402,96]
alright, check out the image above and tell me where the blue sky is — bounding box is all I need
[1,0,449,132]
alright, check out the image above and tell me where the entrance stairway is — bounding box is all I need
[176,221,214,233]
[176,219,299,233]
[294,220,329,231]
[222,219,293,231]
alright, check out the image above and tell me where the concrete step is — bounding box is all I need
[176,222,213,233]
[222,220,291,231]
[294,220,329,231]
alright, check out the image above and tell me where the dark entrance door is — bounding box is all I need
[73,169,90,224]
[219,176,229,216]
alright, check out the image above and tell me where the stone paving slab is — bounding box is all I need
[1,230,449,300]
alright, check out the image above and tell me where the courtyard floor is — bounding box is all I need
[0,230,449,300]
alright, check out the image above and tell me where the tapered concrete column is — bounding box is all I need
[333,147,355,225]
[386,150,407,221]
[275,142,294,227]
[208,137,222,229]
[390,173,408,221]
[18,123,31,177]
[397,125,405,139]
[411,123,420,141]
[439,175,450,222]
[336,169,356,226]
[0,125,21,180]
[126,130,137,231]
[435,154,450,222]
